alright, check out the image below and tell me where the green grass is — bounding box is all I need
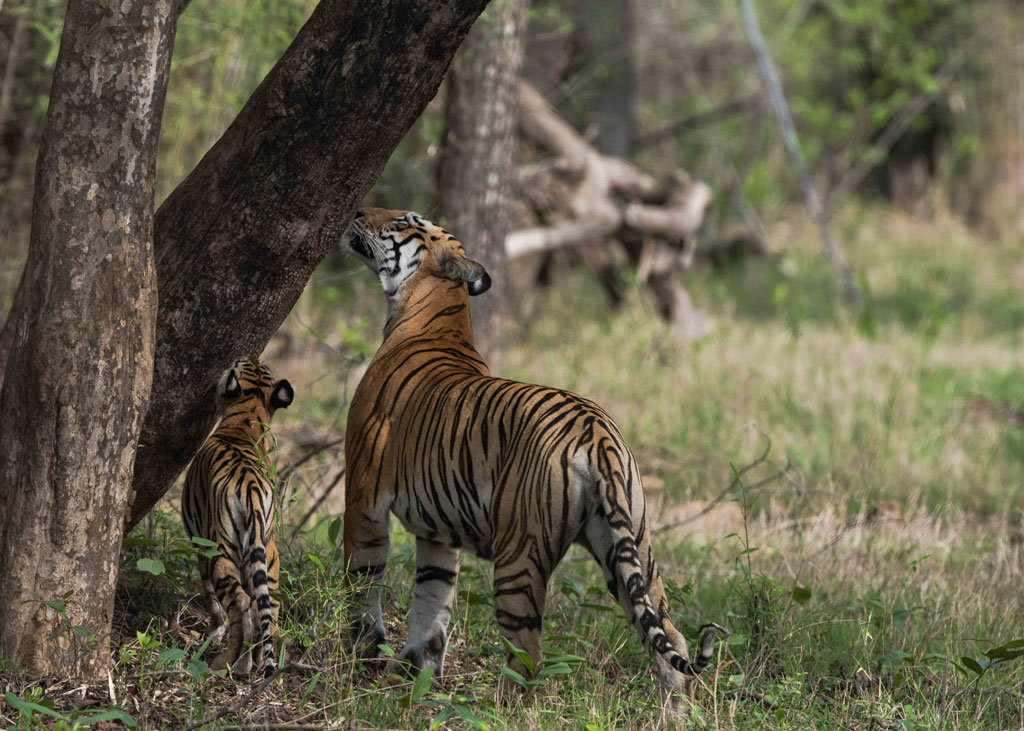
[4,206,1024,729]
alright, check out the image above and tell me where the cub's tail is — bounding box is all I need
[245,540,278,678]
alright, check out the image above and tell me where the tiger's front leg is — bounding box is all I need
[396,538,459,677]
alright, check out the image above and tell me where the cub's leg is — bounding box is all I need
[210,555,254,675]
[397,538,459,676]
[264,537,282,669]
[344,505,391,659]
[198,557,227,645]
[493,556,549,693]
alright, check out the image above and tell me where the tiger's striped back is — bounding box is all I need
[182,358,294,678]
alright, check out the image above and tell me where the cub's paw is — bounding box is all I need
[207,623,226,646]
[212,649,253,677]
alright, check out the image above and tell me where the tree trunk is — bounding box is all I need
[437,0,527,372]
[0,0,176,676]
[126,0,491,530]
[587,0,635,159]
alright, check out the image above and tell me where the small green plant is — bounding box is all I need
[396,668,504,731]
[4,687,135,730]
[497,637,580,692]
[36,596,97,672]
[725,463,785,681]
[122,532,220,593]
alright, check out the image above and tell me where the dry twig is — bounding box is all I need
[184,662,323,731]
[653,432,793,535]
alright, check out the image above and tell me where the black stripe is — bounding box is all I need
[415,566,457,585]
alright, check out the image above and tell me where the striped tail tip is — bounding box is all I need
[693,627,716,673]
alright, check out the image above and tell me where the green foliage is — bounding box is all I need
[121,530,220,593]
[782,0,963,155]
[4,688,135,730]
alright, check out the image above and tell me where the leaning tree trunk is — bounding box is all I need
[126,0,491,529]
[0,0,176,676]
[437,0,527,372]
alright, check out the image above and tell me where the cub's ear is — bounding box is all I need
[437,250,492,296]
[270,379,294,409]
[221,370,242,399]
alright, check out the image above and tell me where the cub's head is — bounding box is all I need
[341,208,491,299]
[217,358,294,418]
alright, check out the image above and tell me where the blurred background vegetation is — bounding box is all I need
[4,0,1023,254]
[2,0,1024,726]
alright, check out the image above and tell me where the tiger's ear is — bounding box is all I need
[437,250,492,296]
[270,379,294,409]
[221,370,242,399]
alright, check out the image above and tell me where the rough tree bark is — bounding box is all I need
[0,0,177,675]
[437,0,527,371]
[126,0,491,529]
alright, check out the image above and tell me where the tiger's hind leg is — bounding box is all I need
[210,555,254,675]
[343,505,391,660]
[395,538,459,677]
[199,558,227,646]
[493,555,549,697]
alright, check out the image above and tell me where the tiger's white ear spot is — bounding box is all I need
[467,272,491,297]
[221,371,242,399]
[270,379,294,409]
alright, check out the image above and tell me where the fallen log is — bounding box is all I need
[505,82,714,340]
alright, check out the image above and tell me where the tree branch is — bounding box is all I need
[127,0,490,529]
[739,0,863,313]
[634,94,760,149]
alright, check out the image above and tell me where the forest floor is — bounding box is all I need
[2,206,1024,729]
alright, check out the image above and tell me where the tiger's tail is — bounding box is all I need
[595,463,715,684]
[245,540,277,678]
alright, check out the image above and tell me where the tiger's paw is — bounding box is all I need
[391,633,445,679]
[351,621,387,661]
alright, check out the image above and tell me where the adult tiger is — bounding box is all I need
[341,208,715,705]
[182,358,294,677]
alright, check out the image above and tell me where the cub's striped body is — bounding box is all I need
[182,358,294,678]
[342,209,714,703]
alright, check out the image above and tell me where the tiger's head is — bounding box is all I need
[341,208,491,300]
[217,357,294,419]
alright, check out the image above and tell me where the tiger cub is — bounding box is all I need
[341,209,715,706]
[182,358,294,677]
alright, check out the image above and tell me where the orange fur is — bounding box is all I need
[342,209,714,702]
